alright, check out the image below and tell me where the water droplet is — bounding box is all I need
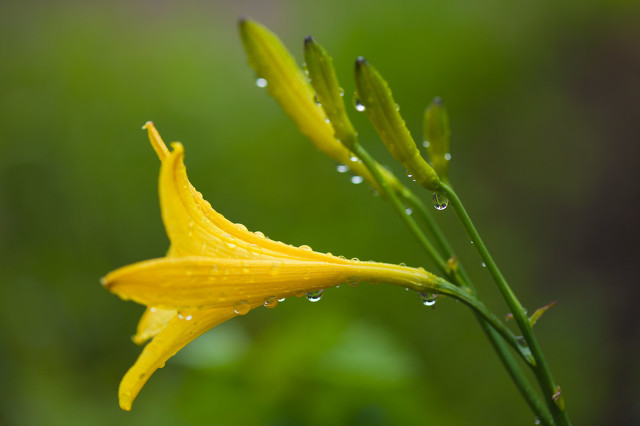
[254,231,265,238]
[481,262,486,268]
[346,276,360,287]
[324,118,330,124]
[306,289,324,302]
[395,103,400,111]
[313,94,321,106]
[432,193,449,210]
[422,140,430,148]
[405,208,413,215]
[349,155,359,162]
[444,153,452,161]
[233,301,251,315]
[419,292,438,307]
[264,296,278,309]
[339,87,345,97]
[270,262,282,275]
[353,95,366,112]
[351,257,360,263]
[534,417,541,425]
[336,164,349,173]
[351,175,364,184]
[299,244,312,251]
[278,297,286,302]
[256,77,268,88]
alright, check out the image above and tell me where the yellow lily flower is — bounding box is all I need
[103,122,439,410]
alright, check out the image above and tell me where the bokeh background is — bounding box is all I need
[1,0,638,425]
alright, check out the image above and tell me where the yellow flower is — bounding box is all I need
[103,122,439,410]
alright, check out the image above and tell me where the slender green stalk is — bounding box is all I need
[351,143,448,273]
[400,188,554,424]
[479,321,554,426]
[439,183,571,426]
[434,280,530,359]
[351,142,556,422]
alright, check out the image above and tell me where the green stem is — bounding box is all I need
[478,319,554,426]
[351,143,447,274]
[434,279,531,359]
[402,189,553,424]
[439,183,571,426]
[351,142,553,421]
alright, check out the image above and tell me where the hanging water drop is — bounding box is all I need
[264,296,278,309]
[353,95,366,112]
[422,140,430,148]
[351,175,364,184]
[233,300,251,315]
[432,193,449,210]
[346,276,360,287]
[444,153,452,161]
[339,87,345,97]
[405,208,413,215]
[336,164,349,173]
[313,94,321,106]
[324,118,330,124]
[419,292,438,307]
[255,77,268,88]
[306,289,324,302]
[481,262,486,268]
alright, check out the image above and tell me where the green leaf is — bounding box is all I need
[354,57,440,191]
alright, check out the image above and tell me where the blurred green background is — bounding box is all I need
[1,0,638,425]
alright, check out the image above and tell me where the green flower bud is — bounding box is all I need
[423,97,451,181]
[303,36,357,149]
[354,57,440,191]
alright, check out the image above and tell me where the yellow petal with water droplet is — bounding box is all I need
[132,306,176,345]
[103,256,438,309]
[160,141,353,264]
[118,305,259,411]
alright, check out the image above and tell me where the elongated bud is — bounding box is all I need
[238,18,329,148]
[354,57,441,191]
[303,36,357,149]
[423,97,451,180]
[238,18,406,194]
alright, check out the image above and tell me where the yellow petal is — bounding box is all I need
[132,307,176,345]
[118,305,259,410]
[143,121,170,160]
[103,256,438,309]
[160,141,354,264]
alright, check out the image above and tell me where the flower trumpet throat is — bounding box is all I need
[103,122,440,410]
